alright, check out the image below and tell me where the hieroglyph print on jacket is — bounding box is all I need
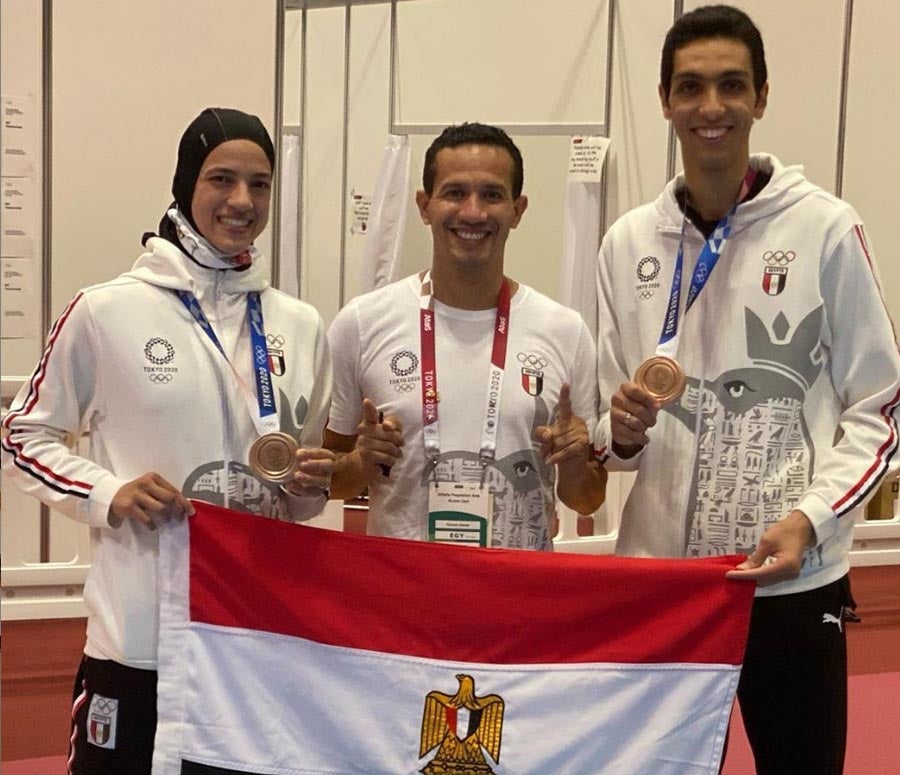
[665,306,824,567]
[182,390,310,517]
[422,395,555,551]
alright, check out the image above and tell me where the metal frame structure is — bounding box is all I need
[39,0,53,563]
[276,0,617,308]
[387,0,616,137]
[834,0,854,197]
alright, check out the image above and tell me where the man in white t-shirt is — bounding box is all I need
[327,122,605,549]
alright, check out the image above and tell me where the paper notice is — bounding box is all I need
[2,258,37,339]
[1,177,36,257]
[1,95,37,177]
[350,190,373,235]
[568,135,611,183]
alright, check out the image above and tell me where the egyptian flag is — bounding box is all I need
[153,502,754,775]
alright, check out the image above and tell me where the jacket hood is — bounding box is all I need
[123,236,271,295]
[655,153,818,235]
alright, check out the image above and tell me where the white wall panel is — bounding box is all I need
[841,0,900,324]
[394,0,611,128]
[343,2,394,305]
[51,0,278,318]
[301,6,348,323]
[301,1,616,314]
[1,0,46,585]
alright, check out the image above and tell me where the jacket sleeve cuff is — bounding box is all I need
[83,473,130,528]
[795,493,837,545]
[598,441,646,472]
[280,487,328,522]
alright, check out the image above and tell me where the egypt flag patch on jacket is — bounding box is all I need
[152,502,754,775]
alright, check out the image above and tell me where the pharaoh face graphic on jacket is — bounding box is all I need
[665,306,825,566]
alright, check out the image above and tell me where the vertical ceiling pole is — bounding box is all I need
[834,0,854,197]
[338,0,352,307]
[665,0,684,182]
[297,2,309,296]
[272,0,287,286]
[40,0,54,563]
[599,0,617,236]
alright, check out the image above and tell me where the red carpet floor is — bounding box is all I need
[722,670,900,774]
[6,673,898,775]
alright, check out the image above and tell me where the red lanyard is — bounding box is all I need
[419,271,512,467]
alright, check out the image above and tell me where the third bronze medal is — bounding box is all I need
[633,355,686,404]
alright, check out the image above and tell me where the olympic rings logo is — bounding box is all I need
[144,337,175,365]
[763,250,796,266]
[148,373,173,384]
[94,698,117,715]
[391,350,419,377]
[394,382,416,393]
[638,289,655,301]
[517,352,548,369]
[267,334,285,347]
[636,256,661,282]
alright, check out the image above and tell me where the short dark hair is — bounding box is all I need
[660,5,767,98]
[422,122,524,198]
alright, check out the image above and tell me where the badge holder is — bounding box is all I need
[427,481,493,548]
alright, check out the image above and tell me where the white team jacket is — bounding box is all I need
[1,237,331,667]
[596,154,900,597]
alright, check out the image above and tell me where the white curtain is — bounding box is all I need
[360,134,411,292]
[560,136,610,336]
[278,132,301,297]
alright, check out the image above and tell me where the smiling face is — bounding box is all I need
[660,37,767,179]
[191,139,272,254]
[415,143,528,279]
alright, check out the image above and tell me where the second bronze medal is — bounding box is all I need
[249,432,299,483]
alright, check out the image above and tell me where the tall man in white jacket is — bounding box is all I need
[327,123,606,549]
[1,108,334,774]
[595,6,900,774]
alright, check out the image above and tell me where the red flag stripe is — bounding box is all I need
[188,502,753,666]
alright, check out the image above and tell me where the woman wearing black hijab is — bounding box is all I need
[2,108,334,773]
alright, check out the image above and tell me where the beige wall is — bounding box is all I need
[296,0,898,328]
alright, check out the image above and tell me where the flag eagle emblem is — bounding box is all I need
[419,674,505,774]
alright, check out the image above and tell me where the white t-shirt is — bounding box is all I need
[328,274,598,550]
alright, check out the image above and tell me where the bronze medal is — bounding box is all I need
[634,356,686,404]
[249,432,299,482]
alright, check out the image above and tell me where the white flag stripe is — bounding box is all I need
[155,623,738,775]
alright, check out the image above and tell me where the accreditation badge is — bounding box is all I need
[427,482,493,547]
